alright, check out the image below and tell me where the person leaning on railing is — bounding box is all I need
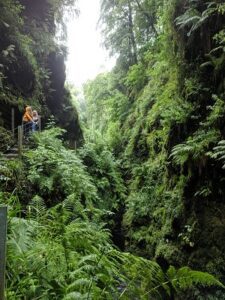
[22,106,34,135]
[32,110,39,132]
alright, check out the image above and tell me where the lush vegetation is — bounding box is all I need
[1,0,225,298]
[83,0,225,297]
[0,129,223,299]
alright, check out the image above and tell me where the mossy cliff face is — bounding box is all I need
[123,0,225,277]
[84,0,225,282]
[170,0,225,275]
[0,0,81,143]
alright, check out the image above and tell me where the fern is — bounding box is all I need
[27,195,47,220]
[63,292,84,300]
[167,266,225,292]
[171,129,220,166]
[6,194,224,299]
[7,217,38,254]
[175,2,219,37]
[208,140,225,168]
[25,128,98,206]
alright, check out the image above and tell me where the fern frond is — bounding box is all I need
[63,291,84,300]
[209,140,225,168]
[8,217,37,253]
[27,195,47,220]
[66,278,91,292]
[78,254,98,266]
[167,266,225,291]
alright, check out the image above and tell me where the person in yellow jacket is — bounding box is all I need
[22,106,34,135]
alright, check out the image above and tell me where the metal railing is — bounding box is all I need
[18,118,41,156]
[0,117,41,156]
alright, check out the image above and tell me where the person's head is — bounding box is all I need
[26,106,32,114]
[33,110,38,117]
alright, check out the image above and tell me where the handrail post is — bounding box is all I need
[0,206,7,300]
[11,108,15,137]
[18,126,23,157]
[39,116,41,132]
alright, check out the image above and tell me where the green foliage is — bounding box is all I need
[208,140,225,168]
[125,63,147,93]
[100,0,160,67]
[0,120,221,299]
[83,72,129,155]
[25,128,97,204]
[166,266,224,294]
[2,0,225,298]
[82,1,225,291]
[171,129,220,166]
[83,73,112,133]
[78,135,126,243]
[204,95,225,126]
[175,1,224,37]
[6,196,223,299]
[0,127,14,152]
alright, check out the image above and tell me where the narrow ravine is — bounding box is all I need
[1,0,225,299]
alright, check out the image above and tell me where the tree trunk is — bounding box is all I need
[128,0,138,64]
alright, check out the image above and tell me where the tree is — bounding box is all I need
[100,0,139,69]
